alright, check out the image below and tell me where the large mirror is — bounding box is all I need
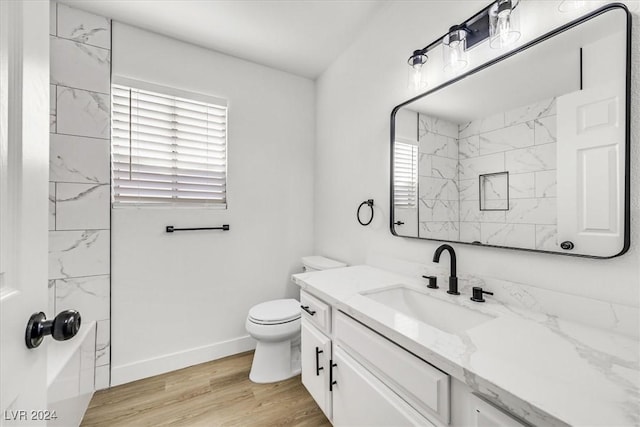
[391,5,630,258]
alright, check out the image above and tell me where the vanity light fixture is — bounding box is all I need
[489,0,521,49]
[406,0,525,88]
[407,50,428,90]
[442,25,469,73]
[558,0,586,12]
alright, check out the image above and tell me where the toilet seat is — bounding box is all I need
[248,298,300,325]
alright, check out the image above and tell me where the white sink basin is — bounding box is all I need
[362,286,495,334]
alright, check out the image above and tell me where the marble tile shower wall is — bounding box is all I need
[458,98,558,250]
[417,116,460,240]
[49,3,111,390]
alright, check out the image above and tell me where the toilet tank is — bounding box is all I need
[301,256,347,272]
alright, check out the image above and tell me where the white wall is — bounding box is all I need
[315,1,640,313]
[111,23,315,385]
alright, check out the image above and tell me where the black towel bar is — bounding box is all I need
[166,224,230,233]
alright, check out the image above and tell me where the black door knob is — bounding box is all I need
[25,310,81,349]
[560,241,575,250]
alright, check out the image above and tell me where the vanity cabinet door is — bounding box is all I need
[301,319,332,419]
[332,346,435,427]
[471,395,526,427]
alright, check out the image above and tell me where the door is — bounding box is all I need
[556,81,626,257]
[301,319,332,420]
[0,0,51,423]
[332,347,435,427]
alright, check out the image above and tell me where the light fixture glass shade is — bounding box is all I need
[407,51,428,91]
[489,0,521,49]
[558,0,586,12]
[442,26,468,73]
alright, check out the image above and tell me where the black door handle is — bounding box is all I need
[25,310,81,349]
[329,360,337,391]
[301,305,316,316]
[315,347,324,376]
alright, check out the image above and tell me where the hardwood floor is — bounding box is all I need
[81,351,331,427]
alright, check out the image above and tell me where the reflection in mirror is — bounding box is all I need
[391,6,629,258]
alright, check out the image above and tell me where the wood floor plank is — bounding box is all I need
[81,351,331,427]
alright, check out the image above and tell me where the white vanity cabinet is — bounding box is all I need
[300,290,446,426]
[332,346,435,426]
[334,312,450,426]
[300,291,333,419]
[300,290,525,427]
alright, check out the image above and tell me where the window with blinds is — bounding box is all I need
[393,140,418,208]
[111,83,227,207]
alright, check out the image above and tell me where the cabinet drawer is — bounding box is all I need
[300,291,331,334]
[333,346,435,427]
[335,312,450,425]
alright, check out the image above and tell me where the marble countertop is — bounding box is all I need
[292,265,640,427]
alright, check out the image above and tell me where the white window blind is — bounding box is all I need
[111,83,227,207]
[393,140,418,208]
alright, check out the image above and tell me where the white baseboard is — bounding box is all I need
[110,335,256,386]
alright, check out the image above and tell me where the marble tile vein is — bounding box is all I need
[61,231,99,253]
[57,4,111,49]
[53,159,100,183]
[57,86,110,139]
[57,183,103,203]
[68,27,108,45]
[50,37,110,94]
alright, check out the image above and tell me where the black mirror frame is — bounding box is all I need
[390,3,632,259]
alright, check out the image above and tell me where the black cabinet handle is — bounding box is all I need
[315,347,324,376]
[329,360,337,391]
[301,305,316,316]
[25,310,81,349]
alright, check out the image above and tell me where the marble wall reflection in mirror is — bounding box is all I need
[391,6,630,258]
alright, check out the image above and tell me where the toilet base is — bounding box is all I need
[249,340,301,383]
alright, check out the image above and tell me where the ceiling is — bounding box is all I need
[58,0,385,79]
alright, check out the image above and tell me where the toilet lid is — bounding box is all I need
[249,299,301,324]
[302,256,346,270]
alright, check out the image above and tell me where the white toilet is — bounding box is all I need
[246,256,346,383]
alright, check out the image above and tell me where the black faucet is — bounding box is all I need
[433,244,459,295]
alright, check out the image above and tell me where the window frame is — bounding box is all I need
[393,137,419,210]
[110,76,229,209]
